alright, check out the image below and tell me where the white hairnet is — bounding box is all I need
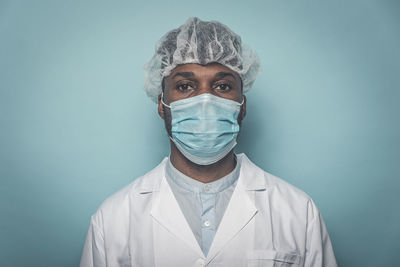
[144,17,260,103]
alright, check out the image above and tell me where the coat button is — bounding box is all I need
[196,258,205,266]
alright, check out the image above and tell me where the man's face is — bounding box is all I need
[158,63,246,135]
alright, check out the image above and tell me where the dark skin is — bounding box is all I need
[158,63,246,183]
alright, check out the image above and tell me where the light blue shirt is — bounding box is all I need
[165,158,240,256]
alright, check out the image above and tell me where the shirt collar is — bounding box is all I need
[165,156,240,194]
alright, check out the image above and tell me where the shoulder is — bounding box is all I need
[265,171,312,204]
[92,158,168,220]
[238,153,313,206]
[239,153,322,226]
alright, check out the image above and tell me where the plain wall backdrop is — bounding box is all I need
[1,0,399,266]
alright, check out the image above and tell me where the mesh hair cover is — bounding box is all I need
[144,17,260,103]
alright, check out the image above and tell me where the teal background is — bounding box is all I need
[1,0,399,266]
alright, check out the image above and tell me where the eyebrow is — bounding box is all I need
[172,72,195,79]
[214,72,236,79]
[171,71,237,80]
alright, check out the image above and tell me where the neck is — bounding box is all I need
[169,142,236,183]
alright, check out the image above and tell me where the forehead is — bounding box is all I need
[167,63,241,80]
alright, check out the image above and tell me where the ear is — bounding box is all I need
[158,94,165,120]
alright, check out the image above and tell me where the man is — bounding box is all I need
[80,17,337,267]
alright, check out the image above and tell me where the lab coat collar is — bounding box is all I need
[139,154,266,193]
[237,153,267,191]
[148,153,268,260]
[138,158,167,194]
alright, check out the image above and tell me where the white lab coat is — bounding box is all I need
[80,154,337,267]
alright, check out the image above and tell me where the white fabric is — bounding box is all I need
[80,153,337,267]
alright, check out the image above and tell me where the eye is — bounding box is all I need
[176,83,194,92]
[214,83,232,92]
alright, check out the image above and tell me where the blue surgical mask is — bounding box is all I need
[161,93,244,165]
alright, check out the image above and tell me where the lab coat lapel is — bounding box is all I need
[206,176,258,260]
[150,174,204,257]
[206,154,266,261]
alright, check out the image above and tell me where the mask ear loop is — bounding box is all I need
[160,92,175,143]
[160,92,171,109]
